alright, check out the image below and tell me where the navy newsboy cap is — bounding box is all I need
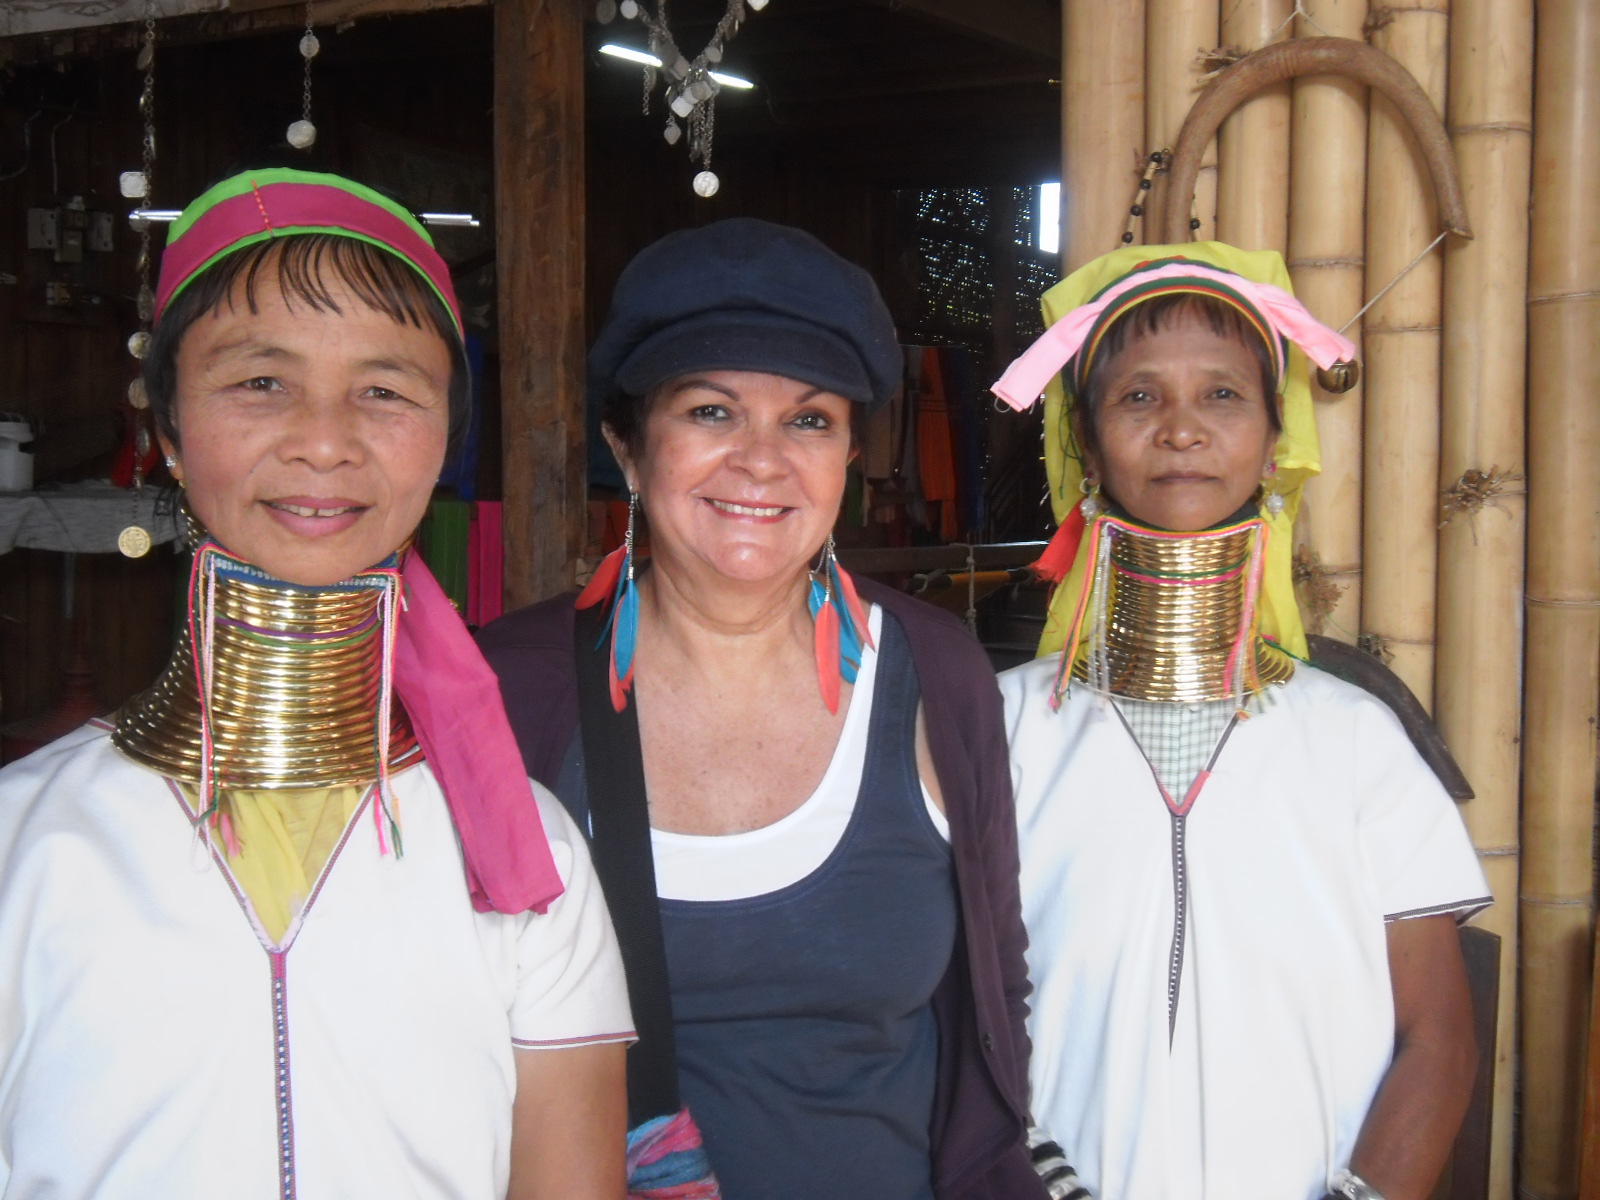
[588,218,901,413]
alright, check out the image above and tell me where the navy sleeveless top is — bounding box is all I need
[661,615,957,1200]
[554,613,958,1199]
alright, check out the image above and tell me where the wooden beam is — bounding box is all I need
[494,0,586,610]
[859,0,1059,60]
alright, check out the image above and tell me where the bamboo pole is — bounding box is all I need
[1360,2,1448,708]
[1215,0,1292,253]
[1525,0,1600,1192]
[1146,0,1219,242]
[1436,0,1532,1195]
[1062,0,1145,270]
[1288,0,1367,644]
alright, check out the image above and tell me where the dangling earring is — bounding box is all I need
[1260,462,1285,518]
[1079,474,1104,521]
[575,490,642,711]
[807,533,875,715]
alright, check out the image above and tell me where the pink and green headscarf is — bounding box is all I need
[155,167,463,339]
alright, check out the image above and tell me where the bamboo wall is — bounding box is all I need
[1057,1,1585,1194]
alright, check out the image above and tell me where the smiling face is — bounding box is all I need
[607,370,853,589]
[1081,311,1280,532]
[160,266,452,585]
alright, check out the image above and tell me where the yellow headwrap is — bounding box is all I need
[1029,241,1324,663]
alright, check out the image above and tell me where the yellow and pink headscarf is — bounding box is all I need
[992,241,1356,669]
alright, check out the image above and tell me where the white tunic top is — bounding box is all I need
[0,721,633,1200]
[999,661,1490,1200]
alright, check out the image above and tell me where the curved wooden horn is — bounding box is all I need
[1160,37,1472,244]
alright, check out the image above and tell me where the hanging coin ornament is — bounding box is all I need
[127,331,151,359]
[617,0,767,195]
[288,1,318,149]
[596,0,618,20]
[119,525,153,558]
[128,378,150,410]
[119,170,148,199]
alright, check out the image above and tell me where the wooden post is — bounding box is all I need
[1287,0,1367,644]
[1360,1,1448,707]
[1436,0,1532,1195]
[494,0,587,610]
[1146,0,1220,242]
[1061,0,1145,269]
[1215,0,1291,254]
[1524,0,1600,1193]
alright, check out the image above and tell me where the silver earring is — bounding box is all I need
[1261,466,1285,517]
[1079,475,1104,521]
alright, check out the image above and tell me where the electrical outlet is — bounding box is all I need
[26,208,58,250]
[88,211,114,252]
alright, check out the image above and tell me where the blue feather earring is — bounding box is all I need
[575,490,642,711]
[807,534,874,714]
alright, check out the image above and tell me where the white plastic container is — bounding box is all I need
[0,415,34,492]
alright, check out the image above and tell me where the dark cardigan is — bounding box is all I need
[477,579,1046,1200]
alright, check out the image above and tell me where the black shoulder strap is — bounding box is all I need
[573,604,681,1126]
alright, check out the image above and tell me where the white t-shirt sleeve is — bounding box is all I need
[1350,695,1493,924]
[509,784,636,1049]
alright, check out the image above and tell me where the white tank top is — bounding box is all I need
[653,605,948,902]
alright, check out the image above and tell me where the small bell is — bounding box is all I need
[136,41,153,71]
[127,330,151,360]
[693,170,720,198]
[287,119,317,149]
[119,170,148,199]
[1315,359,1360,394]
[706,44,722,63]
[669,91,696,119]
[128,378,150,410]
[1263,488,1286,518]
[300,32,320,59]
[663,119,682,145]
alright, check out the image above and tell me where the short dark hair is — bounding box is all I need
[1075,291,1281,460]
[144,233,469,457]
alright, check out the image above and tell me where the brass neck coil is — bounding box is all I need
[1072,519,1293,703]
[114,562,418,789]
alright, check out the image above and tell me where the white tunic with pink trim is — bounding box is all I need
[1000,662,1490,1200]
[0,721,633,1200]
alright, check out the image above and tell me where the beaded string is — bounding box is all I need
[1119,150,1204,248]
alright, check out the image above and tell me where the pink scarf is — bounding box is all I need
[395,553,564,914]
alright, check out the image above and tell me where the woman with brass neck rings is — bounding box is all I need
[992,244,1491,1200]
[480,218,1046,1200]
[0,169,631,1200]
